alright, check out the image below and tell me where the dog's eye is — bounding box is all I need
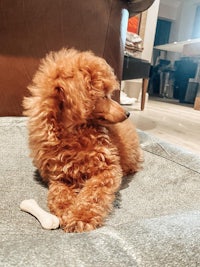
[103,95,108,99]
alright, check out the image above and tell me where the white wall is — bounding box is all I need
[158,2,179,21]
[141,0,160,63]
[159,0,200,42]
[174,0,200,41]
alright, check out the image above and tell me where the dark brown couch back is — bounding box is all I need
[0,0,155,116]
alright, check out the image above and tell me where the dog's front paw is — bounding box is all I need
[60,211,103,233]
[63,220,95,233]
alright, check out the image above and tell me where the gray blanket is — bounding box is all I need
[1,117,200,267]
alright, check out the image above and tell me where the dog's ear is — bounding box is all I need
[54,86,65,112]
[44,86,66,140]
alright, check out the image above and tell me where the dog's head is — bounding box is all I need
[24,49,129,129]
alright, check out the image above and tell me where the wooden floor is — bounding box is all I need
[126,97,200,156]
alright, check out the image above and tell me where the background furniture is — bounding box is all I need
[0,0,155,116]
[122,55,151,110]
[194,86,200,110]
[174,58,198,102]
[154,40,200,106]
[154,38,200,54]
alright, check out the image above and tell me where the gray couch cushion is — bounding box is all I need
[1,117,200,266]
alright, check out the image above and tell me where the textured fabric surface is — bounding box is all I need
[1,117,200,267]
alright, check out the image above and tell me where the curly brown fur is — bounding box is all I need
[23,48,142,232]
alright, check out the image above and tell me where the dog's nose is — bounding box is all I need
[126,111,130,118]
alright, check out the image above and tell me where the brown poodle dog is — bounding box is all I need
[23,48,142,232]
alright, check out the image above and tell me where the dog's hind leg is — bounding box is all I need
[108,119,143,175]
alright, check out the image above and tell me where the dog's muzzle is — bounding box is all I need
[126,111,130,118]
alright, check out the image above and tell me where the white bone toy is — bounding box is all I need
[20,199,60,230]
